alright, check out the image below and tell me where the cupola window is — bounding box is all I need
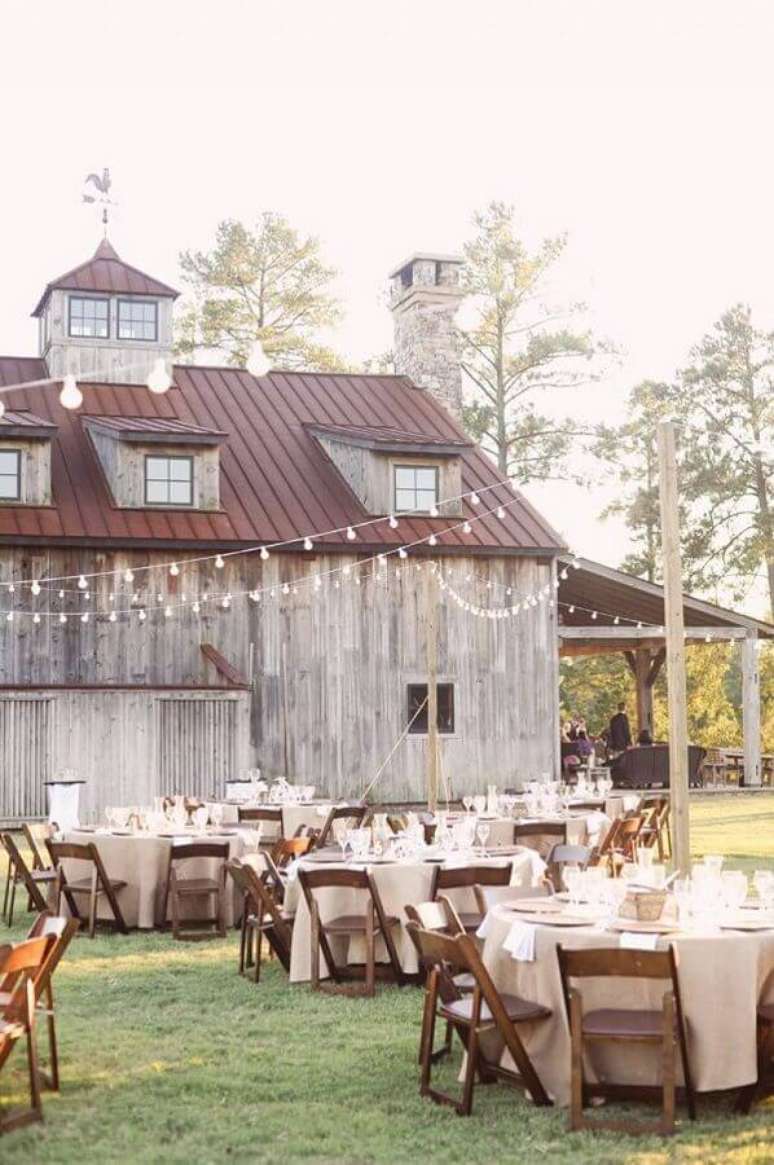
[68,296,109,338]
[118,299,158,341]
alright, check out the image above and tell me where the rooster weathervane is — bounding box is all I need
[82,168,116,232]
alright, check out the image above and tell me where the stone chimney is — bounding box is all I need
[389,253,464,418]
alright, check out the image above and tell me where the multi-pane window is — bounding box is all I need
[393,465,439,513]
[69,297,109,338]
[118,299,158,341]
[0,450,21,500]
[145,455,193,506]
[407,683,455,735]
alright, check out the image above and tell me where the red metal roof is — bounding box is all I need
[307,422,472,450]
[0,357,565,555]
[0,409,57,436]
[82,415,226,442]
[31,239,179,317]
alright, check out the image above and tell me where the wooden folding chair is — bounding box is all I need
[1,834,57,925]
[544,844,591,893]
[298,867,403,996]
[639,797,671,861]
[405,898,470,1063]
[735,969,774,1113]
[22,824,54,872]
[315,804,368,849]
[0,935,55,1133]
[430,863,513,933]
[407,923,552,1116]
[226,858,294,982]
[514,821,566,858]
[237,806,283,847]
[47,841,128,938]
[162,842,229,941]
[556,944,695,1135]
[0,914,78,1093]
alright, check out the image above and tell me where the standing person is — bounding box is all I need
[608,701,632,756]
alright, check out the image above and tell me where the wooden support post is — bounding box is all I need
[425,566,439,813]
[657,421,690,875]
[742,634,761,786]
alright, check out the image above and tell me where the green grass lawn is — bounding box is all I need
[1,796,773,1164]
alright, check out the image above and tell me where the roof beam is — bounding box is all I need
[558,625,749,641]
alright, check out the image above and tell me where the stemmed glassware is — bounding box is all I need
[462,795,474,815]
[476,821,490,852]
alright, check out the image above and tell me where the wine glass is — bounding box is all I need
[753,869,773,903]
[476,821,490,852]
[462,795,473,815]
[210,802,224,830]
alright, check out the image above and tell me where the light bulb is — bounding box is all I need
[560,568,569,581]
[429,505,439,518]
[398,547,408,559]
[5,611,13,622]
[169,563,179,576]
[313,576,322,589]
[124,569,134,583]
[613,616,620,625]
[0,401,4,420]
[260,547,270,561]
[282,583,290,594]
[31,580,41,596]
[59,589,65,599]
[303,537,313,551]
[215,555,225,569]
[470,491,480,506]
[246,338,271,377]
[388,515,398,529]
[146,358,172,395]
[221,595,231,609]
[428,534,437,547]
[249,591,260,603]
[342,565,351,577]
[591,610,598,620]
[77,575,87,589]
[81,612,89,623]
[568,605,575,614]
[164,606,172,618]
[109,611,117,623]
[59,375,83,410]
[346,527,356,541]
[496,506,506,519]
[192,601,201,614]
[59,613,67,624]
[462,521,472,534]
[33,613,41,625]
[156,594,163,604]
[138,609,147,622]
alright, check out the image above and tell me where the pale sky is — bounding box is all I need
[1,0,772,615]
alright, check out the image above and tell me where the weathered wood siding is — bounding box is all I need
[0,687,250,823]
[0,547,558,803]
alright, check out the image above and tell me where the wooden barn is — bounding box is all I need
[0,242,565,822]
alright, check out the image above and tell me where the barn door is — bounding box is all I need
[156,697,238,799]
[0,697,53,823]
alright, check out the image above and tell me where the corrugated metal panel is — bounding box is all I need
[0,357,565,554]
[32,239,178,316]
[156,697,237,799]
[0,696,52,821]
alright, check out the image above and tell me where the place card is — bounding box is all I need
[619,931,659,950]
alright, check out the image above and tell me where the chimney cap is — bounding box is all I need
[388,252,463,279]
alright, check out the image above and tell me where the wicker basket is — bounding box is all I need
[618,889,667,922]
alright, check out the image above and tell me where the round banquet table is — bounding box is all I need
[283,849,540,983]
[478,903,774,1105]
[63,828,257,929]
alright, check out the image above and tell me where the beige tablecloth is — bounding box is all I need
[63,829,253,929]
[285,850,539,983]
[479,903,774,1104]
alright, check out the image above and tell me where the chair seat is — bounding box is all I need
[583,1008,668,1039]
[323,913,400,934]
[440,992,550,1025]
[451,971,476,992]
[173,877,222,895]
[68,877,127,893]
[759,1002,774,1023]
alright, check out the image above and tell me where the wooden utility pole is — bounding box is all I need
[657,421,690,874]
[424,566,439,813]
[741,633,762,786]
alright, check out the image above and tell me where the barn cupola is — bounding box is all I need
[32,238,179,386]
[389,253,465,419]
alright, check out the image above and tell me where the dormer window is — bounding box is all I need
[0,450,21,500]
[118,299,158,342]
[69,296,109,338]
[145,455,193,506]
[394,464,439,513]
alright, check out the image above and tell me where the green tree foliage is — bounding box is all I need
[459,201,609,480]
[675,305,773,610]
[176,214,344,371]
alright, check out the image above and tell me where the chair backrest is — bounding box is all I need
[432,863,512,894]
[514,822,567,845]
[270,837,314,868]
[169,842,230,863]
[0,914,78,1000]
[404,897,464,935]
[545,843,591,892]
[556,943,683,1027]
[47,840,97,864]
[226,859,293,969]
[0,936,55,1025]
[316,804,367,849]
[237,806,282,825]
[22,822,53,870]
[1,832,50,913]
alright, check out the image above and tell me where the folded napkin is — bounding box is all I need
[235,826,263,852]
[619,931,659,951]
[521,848,547,886]
[502,919,537,962]
[585,811,611,845]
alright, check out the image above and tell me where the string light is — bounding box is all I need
[31,580,40,596]
[428,534,438,547]
[147,358,172,395]
[260,547,270,561]
[215,555,225,569]
[169,563,179,577]
[77,575,87,590]
[346,527,357,541]
[59,375,83,410]
[303,537,313,551]
[124,570,134,583]
[470,491,480,505]
[462,521,472,534]
[33,613,40,625]
[429,505,439,518]
[388,515,399,529]
[109,611,117,623]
